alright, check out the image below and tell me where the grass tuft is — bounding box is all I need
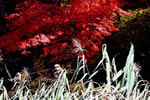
[0,43,149,100]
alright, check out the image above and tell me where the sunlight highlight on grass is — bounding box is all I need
[0,43,149,100]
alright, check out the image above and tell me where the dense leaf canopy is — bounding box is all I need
[0,0,129,62]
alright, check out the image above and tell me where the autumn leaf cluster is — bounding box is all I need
[0,0,129,62]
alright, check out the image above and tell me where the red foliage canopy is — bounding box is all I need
[0,0,129,62]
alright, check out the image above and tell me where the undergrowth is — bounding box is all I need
[0,43,149,100]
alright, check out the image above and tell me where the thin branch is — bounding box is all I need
[4,63,13,81]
